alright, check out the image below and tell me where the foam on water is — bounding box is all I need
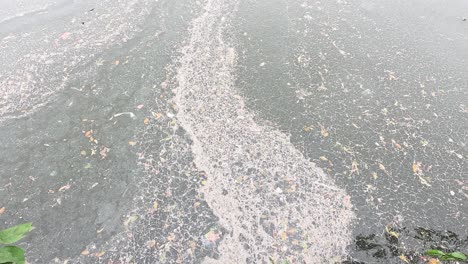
[173,0,355,262]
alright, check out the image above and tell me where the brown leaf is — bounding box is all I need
[84,130,93,138]
[93,251,105,257]
[114,60,120,65]
[0,207,5,215]
[427,258,440,264]
[143,118,150,125]
[147,240,156,248]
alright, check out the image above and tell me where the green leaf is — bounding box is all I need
[446,252,467,260]
[425,249,446,257]
[0,246,25,264]
[0,223,33,244]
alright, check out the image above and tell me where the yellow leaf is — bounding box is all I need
[280,231,288,240]
[80,150,87,156]
[81,250,89,256]
[153,201,158,210]
[153,112,162,119]
[201,180,207,185]
[124,215,138,226]
[144,118,150,125]
[427,258,440,264]
[320,126,329,138]
[399,255,409,263]
[128,141,137,146]
[94,251,105,257]
[319,156,328,161]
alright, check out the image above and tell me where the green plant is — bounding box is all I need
[0,223,33,264]
[425,249,468,262]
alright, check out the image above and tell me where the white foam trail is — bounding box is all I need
[173,0,355,262]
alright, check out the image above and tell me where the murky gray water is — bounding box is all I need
[0,0,467,263]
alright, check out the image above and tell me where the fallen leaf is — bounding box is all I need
[60,32,71,40]
[84,163,92,169]
[124,215,138,226]
[418,175,432,187]
[194,202,201,207]
[114,60,120,65]
[147,240,156,248]
[143,118,150,125]
[205,230,220,243]
[153,112,162,119]
[84,130,93,138]
[136,104,144,109]
[58,184,71,192]
[99,146,110,159]
[427,258,440,264]
[412,162,423,175]
[399,255,409,263]
[94,251,105,257]
[385,226,399,238]
[280,231,288,240]
[128,141,137,146]
[379,163,386,171]
[0,207,5,215]
[81,250,90,256]
[80,150,87,156]
[153,201,158,210]
[319,156,328,161]
[319,124,329,138]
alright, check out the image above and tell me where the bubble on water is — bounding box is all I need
[173,0,355,262]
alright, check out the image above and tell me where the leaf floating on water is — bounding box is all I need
[205,230,220,243]
[399,255,409,263]
[426,258,440,264]
[412,162,423,175]
[99,146,110,159]
[319,125,329,138]
[147,240,156,249]
[385,226,399,238]
[418,176,432,187]
[124,215,138,226]
[58,184,71,192]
